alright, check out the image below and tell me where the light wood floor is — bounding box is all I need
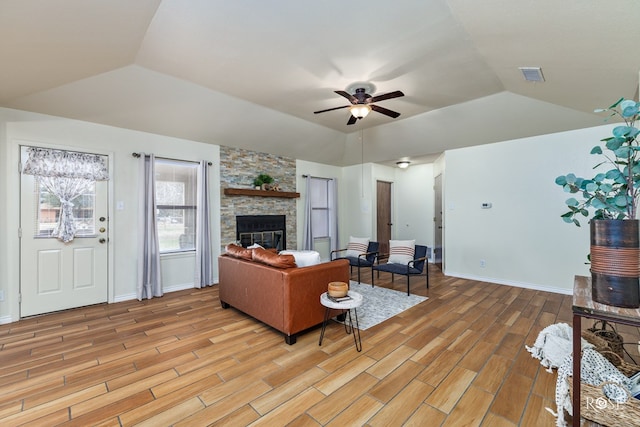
[0,266,627,426]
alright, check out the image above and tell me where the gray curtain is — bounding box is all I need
[328,178,339,251]
[137,153,162,300]
[302,175,314,250]
[195,160,214,288]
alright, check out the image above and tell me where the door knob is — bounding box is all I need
[99,227,106,233]
[99,217,106,222]
[99,238,106,244]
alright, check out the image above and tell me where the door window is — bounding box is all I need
[35,180,96,237]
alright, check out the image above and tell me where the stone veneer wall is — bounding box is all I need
[220,145,297,250]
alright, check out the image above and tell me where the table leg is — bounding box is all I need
[353,308,362,352]
[319,307,331,346]
[343,309,352,334]
[572,313,581,427]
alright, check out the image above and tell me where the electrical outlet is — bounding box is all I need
[480,260,486,268]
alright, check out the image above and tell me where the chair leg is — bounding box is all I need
[426,266,429,290]
[407,275,410,295]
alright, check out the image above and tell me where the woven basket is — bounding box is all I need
[582,329,611,352]
[598,350,640,377]
[569,379,640,427]
[587,320,624,358]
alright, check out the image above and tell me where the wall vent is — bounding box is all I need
[519,67,545,82]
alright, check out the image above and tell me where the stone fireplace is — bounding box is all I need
[220,146,297,250]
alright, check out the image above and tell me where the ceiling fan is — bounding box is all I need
[314,83,404,125]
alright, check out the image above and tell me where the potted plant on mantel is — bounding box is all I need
[253,173,274,190]
[556,98,640,308]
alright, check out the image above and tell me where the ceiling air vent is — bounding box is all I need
[519,67,545,82]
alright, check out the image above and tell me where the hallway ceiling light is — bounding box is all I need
[396,161,411,169]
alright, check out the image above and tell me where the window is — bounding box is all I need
[310,177,330,239]
[36,182,96,237]
[155,159,198,252]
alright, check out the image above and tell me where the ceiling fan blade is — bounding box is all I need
[369,90,404,103]
[335,90,358,104]
[314,105,350,114]
[347,115,358,125]
[371,104,401,118]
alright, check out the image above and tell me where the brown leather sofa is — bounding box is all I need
[218,252,349,344]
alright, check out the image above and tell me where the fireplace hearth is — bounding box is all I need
[236,215,286,251]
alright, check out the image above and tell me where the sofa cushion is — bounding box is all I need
[225,243,254,260]
[346,236,369,258]
[388,239,415,264]
[252,247,297,268]
[280,250,322,267]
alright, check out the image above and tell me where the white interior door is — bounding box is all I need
[20,146,109,317]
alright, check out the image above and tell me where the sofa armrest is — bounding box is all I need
[282,259,350,334]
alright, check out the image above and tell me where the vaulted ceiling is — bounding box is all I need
[1,0,639,166]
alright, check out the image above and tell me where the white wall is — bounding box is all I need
[392,163,435,251]
[337,162,435,254]
[341,163,375,243]
[443,124,615,294]
[0,108,221,322]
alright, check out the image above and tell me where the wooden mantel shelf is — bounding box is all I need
[223,188,300,198]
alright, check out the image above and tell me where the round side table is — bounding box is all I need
[319,290,363,352]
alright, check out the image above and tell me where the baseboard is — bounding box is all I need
[0,315,13,325]
[443,271,572,295]
[112,278,220,303]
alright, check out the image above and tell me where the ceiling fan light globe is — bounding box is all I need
[350,104,371,119]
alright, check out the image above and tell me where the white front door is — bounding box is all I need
[20,146,109,317]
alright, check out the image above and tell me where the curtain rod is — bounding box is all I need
[302,174,332,180]
[132,152,212,166]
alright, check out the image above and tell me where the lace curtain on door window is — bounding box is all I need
[22,147,109,243]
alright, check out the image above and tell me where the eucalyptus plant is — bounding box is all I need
[555,98,640,226]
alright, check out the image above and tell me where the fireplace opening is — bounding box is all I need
[236,215,286,251]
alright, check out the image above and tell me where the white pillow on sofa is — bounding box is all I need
[279,250,321,267]
[345,236,369,258]
[387,239,415,264]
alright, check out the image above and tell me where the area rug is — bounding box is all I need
[334,281,428,330]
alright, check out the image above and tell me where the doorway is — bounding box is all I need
[20,146,109,317]
[376,180,392,254]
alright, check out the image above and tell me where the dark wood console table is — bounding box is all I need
[572,275,640,426]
